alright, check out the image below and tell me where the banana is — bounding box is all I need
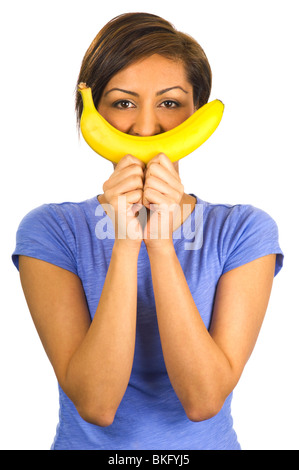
[78,82,224,164]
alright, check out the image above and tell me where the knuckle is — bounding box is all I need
[109,195,118,207]
[128,155,137,165]
[104,188,113,201]
[102,180,109,192]
[133,174,143,187]
[144,187,152,197]
[175,189,183,203]
[125,154,143,167]
[119,154,134,167]
[159,152,167,160]
[134,165,145,178]
[159,153,169,164]
[144,175,153,188]
[148,162,158,174]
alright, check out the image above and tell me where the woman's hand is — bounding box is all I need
[143,153,184,249]
[102,155,145,245]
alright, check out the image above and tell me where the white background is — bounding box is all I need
[1,0,298,450]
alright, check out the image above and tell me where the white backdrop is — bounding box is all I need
[1,0,298,450]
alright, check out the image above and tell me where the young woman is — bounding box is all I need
[12,12,283,450]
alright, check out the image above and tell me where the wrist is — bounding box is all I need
[113,239,142,256]
[145,239,176,258]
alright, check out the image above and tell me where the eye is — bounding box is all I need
[160,100,180,109]
[113,100,135,109]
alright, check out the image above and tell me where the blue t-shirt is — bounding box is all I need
[12,194,283,450]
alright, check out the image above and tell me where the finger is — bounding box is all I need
[114,154,145,173]
[110,189,143,213]
[144,175,183,203]
[104,174,144,202]
[145,162,182,190]
[104,163,144,191]
[143,187,170,208]
[146,153,179,180]
[125,189,143,206]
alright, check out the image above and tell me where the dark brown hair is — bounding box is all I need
[75,12,212,129]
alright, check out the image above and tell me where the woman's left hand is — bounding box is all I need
[142,153,184,248]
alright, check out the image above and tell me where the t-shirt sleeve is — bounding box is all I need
[12,204,78,275]
[221,205,284,276]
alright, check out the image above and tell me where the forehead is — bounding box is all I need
[104,54,191,91]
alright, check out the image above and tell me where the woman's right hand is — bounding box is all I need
[102,155,145,244]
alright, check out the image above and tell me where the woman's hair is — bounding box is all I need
[75,12,212,129]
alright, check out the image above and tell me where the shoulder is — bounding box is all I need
[192,195,283,276]
[196,196,279,235]
[12,196,98,274]
[16,196,98,233]
[200,197,271,223]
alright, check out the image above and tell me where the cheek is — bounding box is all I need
[160,109,194,132]
[107,113,131,132]
[97,104,132,132]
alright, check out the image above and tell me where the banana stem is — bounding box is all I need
[78,83,97,113]
[78,82,88,90]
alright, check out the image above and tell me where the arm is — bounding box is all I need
[142,153,276,421]
[19,242,140,427]
[18,156,145,427]
[147,246,276,421]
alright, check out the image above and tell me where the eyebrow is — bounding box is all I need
[157,86,189,96]
[104,86,188,97]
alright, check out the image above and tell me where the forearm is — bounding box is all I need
[65,241,140,426]
[147,244,234,421]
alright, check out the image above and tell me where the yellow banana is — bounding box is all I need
[78,82,224,164]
